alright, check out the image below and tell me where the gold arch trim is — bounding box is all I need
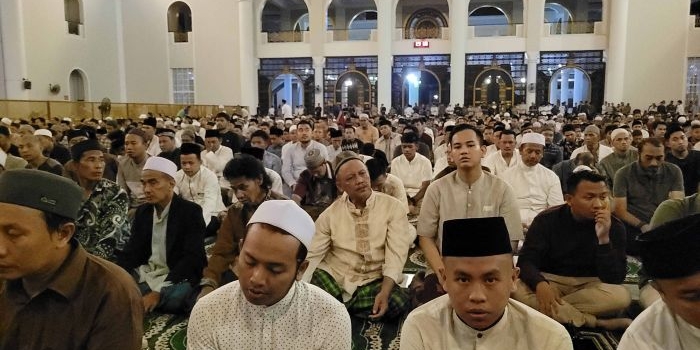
[473,66,514,106]
[333,70,372,106]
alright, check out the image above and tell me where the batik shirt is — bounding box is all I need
[74,178,130,262]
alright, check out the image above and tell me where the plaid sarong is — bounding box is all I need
[311,269,410,319]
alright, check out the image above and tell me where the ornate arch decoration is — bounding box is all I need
[404,8,448,39]
[473,66,515,106]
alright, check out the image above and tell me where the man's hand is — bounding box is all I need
[143,291,161,313]
[640,224,651,233]
[197,286,214,301]
[535,282,562,318]
[369,291,390,319]
[594,207,612,244]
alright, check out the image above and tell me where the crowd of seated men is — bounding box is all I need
[1,101,700,349]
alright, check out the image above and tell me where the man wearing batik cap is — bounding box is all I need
[303,151,414,320]
[570,125,613,163]
[188,200,351,350]
[598,128,638,189]
[292,148,337,219]
[140,116,161,156]
[618,214,700,349]
[118,156,207,314]
[502,132,564,229]
[0,169,143,349]
[401,217,572,350]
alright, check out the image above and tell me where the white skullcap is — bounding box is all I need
[521,132,545,146]
[610,128,629,141]
[218,104,225,110]
[63,117,73,122]
[156,117,164,122]
[143,156,177,179]
[1,118,11,126]
[678,116,687,124]
[578,113,586,117]
[573,165,593,173]
[192,120,201,127]
[139,114,148,119]
[493,116,501,121]
[692,120,700,126]
[359,113,369,120]
[247,200,315,249]
[594,116,603,121]
[503,112,510,117]
[175,117,182,122]
[105,117,113,121]
[444,120,455,127]
[648,116,655,120]
[33,129,52,138]
[289,125,297,132]
[533,121,542,128]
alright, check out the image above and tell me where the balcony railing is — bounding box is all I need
[265,30,304,43]
[470,24,516,37]
[548,21,595,35]
[329,28,375,41]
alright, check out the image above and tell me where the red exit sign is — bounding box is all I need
[413,40,429,48]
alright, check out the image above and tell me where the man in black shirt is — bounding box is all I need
[214,112,244,153]
[665,124,700,196]
[512,170,632,330]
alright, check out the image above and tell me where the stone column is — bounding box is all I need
[376,0,393,109]
[238,0,258,110]
[449,0,468,106]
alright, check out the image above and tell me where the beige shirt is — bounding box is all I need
[619,299,700,350]
[304,192,414,301]
[400,296,573,350]
[417,170,523,249]
[201,145,234,190]
[391,153,433,197]
[380,173,409,213]
[375,134,402,160]
[501,162,565,226]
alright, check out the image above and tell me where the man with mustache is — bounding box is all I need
[303,151,414,320]
[613,138,684,255]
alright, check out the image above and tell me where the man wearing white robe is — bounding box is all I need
[501,132,564,229]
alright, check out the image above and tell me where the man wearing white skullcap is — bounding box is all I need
[188,200,351,350]
[118,156,207,314]
[598,129,638,189]
[502,132,564,229]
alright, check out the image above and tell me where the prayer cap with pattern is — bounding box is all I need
[442,217,512,257]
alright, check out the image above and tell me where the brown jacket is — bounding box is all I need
[202,191,287,287]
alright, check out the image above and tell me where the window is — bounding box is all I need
[64,0,82,35]
[172,68,194,104]
[167,2,193,43]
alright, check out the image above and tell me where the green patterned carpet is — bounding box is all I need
[142,252,641,350]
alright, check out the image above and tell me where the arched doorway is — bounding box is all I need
[269,73,304,112]
[545,2,573,34]
[473,68,514,107]
[347,10,378,40]
[548,67,591,106]
[335,71,371,108]
[468,5,511,36]
[261,0,308,42]
[401,69,441,108]
[403,8,448,39]
[69,69,87,102]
